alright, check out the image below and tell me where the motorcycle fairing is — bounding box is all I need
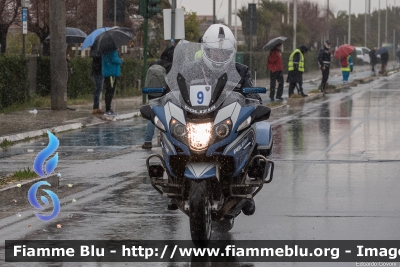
[184,163,217,179]
[223,128,256,177]
[254,122,273,150]
[206,105,255,157]
[160,132,177,177]
[152,105,191,157]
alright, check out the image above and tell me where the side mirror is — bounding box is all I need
[242,87,267,94]
[140,105,154,121]
[142,87,165,94]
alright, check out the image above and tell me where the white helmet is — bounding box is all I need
[201,24,236,73]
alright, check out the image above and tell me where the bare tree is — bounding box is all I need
[0,0,21,53]
[28,0,50,43]
[50,0,67,109]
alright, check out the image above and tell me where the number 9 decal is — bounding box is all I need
[197,91,204,104]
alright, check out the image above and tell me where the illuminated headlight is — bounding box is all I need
[237,116,251,132]
[154,116,165,131]
[187,122,212,151]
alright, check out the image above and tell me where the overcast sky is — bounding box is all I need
[178,0,396,26]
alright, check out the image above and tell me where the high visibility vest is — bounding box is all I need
[341,55,351,72]
[194,50,202,60]
[288,49,305,72]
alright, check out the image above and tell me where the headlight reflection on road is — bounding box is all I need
[187,122,213,151]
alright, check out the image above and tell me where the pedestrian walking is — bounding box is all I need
[266,43,284,101]
[102,50,123,116]
[91,56,104,115]
[380,51,389,74]
[142,45,175,149]
[318,40,331,93]
[341,54,353,84]
[369,47,378,73]
[287,45,308,97]
[66,53,72,81]
[396,45,400,64]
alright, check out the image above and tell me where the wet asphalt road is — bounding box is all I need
[1,72,400,267]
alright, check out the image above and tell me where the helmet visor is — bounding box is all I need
[203,46,234,63]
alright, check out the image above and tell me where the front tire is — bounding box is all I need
[189,180,212,247]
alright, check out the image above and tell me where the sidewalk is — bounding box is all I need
[255,62,395,88]
[1,62,398,143]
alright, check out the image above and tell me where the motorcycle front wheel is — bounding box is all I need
[189,179,212,247]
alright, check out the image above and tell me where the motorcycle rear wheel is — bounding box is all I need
[189,179,212,247]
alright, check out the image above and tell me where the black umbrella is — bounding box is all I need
[376,46,391,55]
[90,27,133,56]
[45,27,87,44]
[262,36,287,51]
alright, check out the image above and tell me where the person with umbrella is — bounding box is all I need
[333,44,354,84]
[380,51,389,74]
[89,27,132,116]
[287,45,308,97]
[341,53,353,84]
[266,43,284,101]
[375,45,391,74]
[102,50,123,116]
[81,27,112,115]
[317,40,331,93]
[369,47,378,74]
[263,36,286,101]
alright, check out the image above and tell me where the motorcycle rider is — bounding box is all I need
[191,24,261,104]
[185,24,259,215]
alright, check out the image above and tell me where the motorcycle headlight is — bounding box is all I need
[171,119,187,137]
[154,116,166,132]
[214,119,231,138]
[187,122,213,151]
[237,116,251,132]
[170,119,187,145]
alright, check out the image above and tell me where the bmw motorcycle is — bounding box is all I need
[140,40,274,246]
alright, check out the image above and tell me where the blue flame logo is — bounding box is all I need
[33,131,59,178]
[28,181,60,221]
[28,131,60,221]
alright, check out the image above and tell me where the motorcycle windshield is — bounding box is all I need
[161,40,241,114]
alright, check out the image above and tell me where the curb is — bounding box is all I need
[0,174,59,201]
[286,92,323,106]
[0,111,142,144]
[0,123,83,143]
[100,111,141,121]
[386,69,399,76]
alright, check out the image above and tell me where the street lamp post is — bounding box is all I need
[327,0,330,40]
[235,0,237,39]
[293,0,297,50]
[213,0,216,24]
[378,0,381,47]
[348,0,351,44]
[385,0,388,43]
[228,0,232,27]
[97,0,103,28]
[365,0,367,47]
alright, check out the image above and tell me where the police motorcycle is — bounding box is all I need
[140,28,274,247]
